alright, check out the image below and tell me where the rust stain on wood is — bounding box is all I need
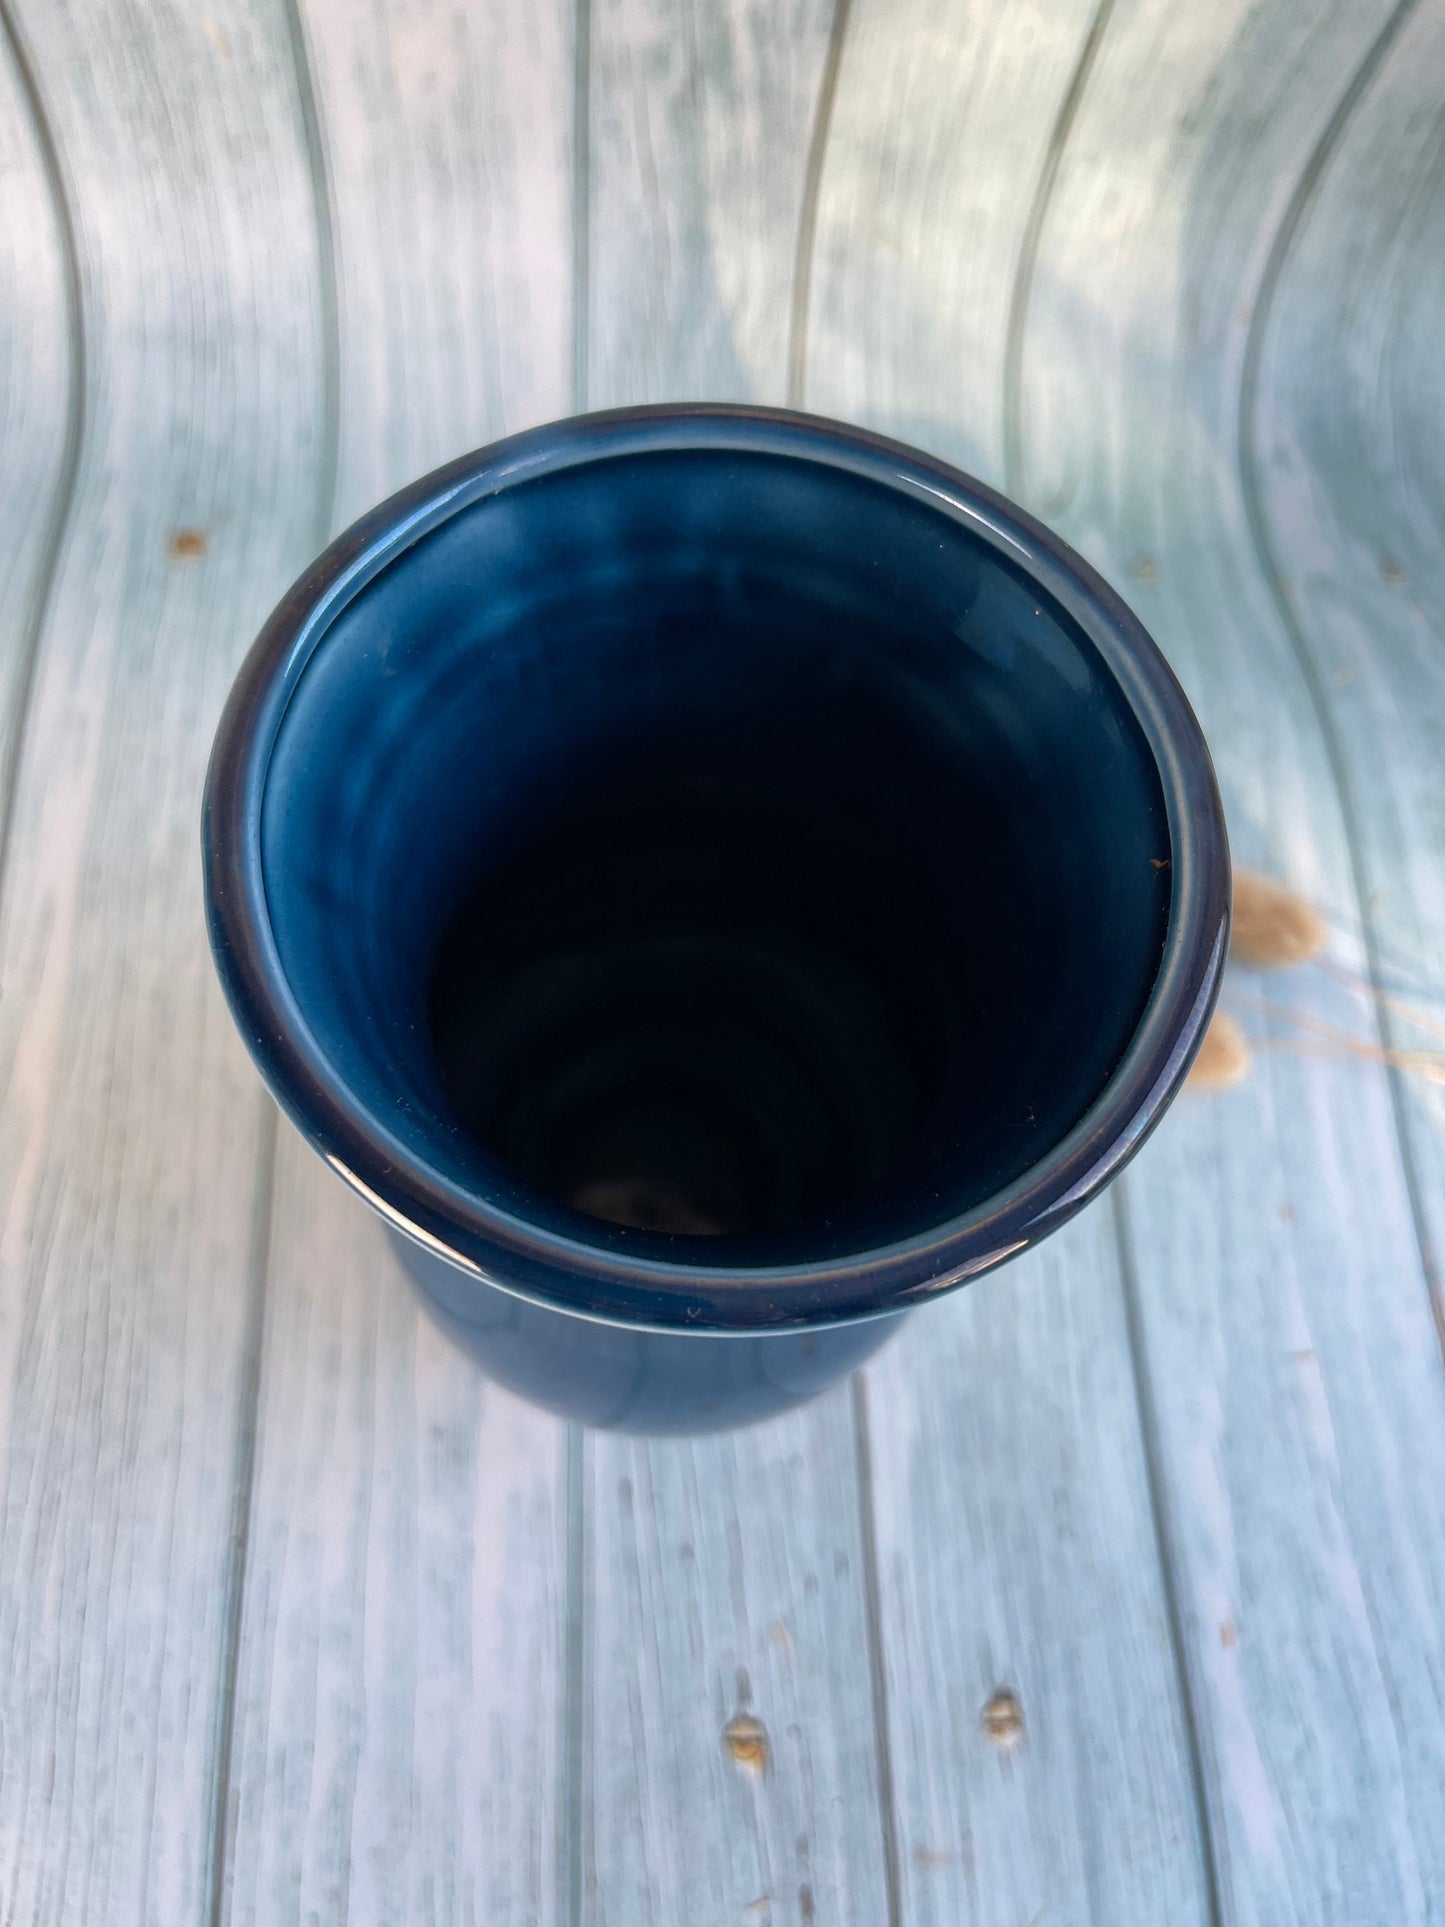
[723,1711,771,1776]
[981,1687,1024,1748]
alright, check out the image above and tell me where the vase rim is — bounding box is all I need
[203,404,1230,1333]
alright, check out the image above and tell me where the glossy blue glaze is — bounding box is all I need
[392,1232,905,1432]
[203,406,1228,1432]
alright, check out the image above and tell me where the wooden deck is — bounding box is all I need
[1,0,1442,1920]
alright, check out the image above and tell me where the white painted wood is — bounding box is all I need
[0,2,1440,1922]
[220,1142,570,1927]
[1011,1,1445,1917]
[217,0,577,1921]
[806,0,1105,473]
[0,21,73,826]
[802,5,1216,1920]
[580,7,895,1920]
[0,1,328,1920]
[586,0,837,405]
[862,1218,1212,1927]
[306,0,575,533]
[580,1387,890,1925]
[1250,0,1445,1306]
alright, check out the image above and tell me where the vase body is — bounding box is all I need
[203,406,1229,1434]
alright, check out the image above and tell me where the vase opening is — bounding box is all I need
[259,443,1171,1266]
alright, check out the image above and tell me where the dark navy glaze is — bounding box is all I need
[393,1232,905,1433]
[203,406,1229,1433]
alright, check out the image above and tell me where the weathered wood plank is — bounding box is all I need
[216,0,577,1920]
[805,0,1107,464]
[586,0,837,406]
[0,17,74,849]
[862,1220,1213,1927]
[311,0,575,534]
[220,1145,570,1927]
[1249,0,1445,1304]
[2,6,1438,1927]
[0,0,328,1919]
[580,1388,890,1925]
[580,5,896,1921]
[1013,1,1445,1916]
[800,4,1216,1920]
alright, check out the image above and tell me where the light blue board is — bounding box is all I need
[216,1,577,1920]
[0,0,1440,1922]
[1010,4,1445,1915]
[0,0,327,1919]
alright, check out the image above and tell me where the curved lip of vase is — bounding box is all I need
[203,404,1230,1335]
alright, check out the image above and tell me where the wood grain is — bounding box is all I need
[0,1,328,1920]
[215,0,577,1921]
[805,0,1106,468]
[861,1219,1212,1927]
[1248,0,1445,1305]
[586,0,837,407]
[0,16,75,863]
[307,0,575,533]
[579,6,896,1920]
[0,0,1441,1919]
[1012,0,1445,1916]
[580,1389,891,1925]
[220,1144,570,1927]
[802,5,1217,1920]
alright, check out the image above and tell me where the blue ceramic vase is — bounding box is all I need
[203,407,1229,1433]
